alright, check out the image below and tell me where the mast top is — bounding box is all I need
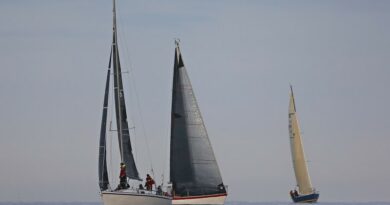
[175,38,181,48]
[290,84,294,97]
[112,0,117,35]
[174,39,182,63]
[289,84,297,113]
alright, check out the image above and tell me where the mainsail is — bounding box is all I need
[99,0,140,185]
[170,42,226,197]
[111,0,140,180]
[288,86,313,195]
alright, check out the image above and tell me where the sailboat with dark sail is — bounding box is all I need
[98,1,171,205]
[169,41,227,205]
[288,86,319,203]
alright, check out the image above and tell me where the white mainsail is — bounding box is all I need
[288,87,313,195]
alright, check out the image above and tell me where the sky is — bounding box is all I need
[0,0,390,202]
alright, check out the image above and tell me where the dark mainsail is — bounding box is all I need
[111,0,140,180]
[98,51,112,191]
[170,42,226,197]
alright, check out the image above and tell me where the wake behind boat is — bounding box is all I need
[98,1,171,205]
[288,86,319,203]
[169,41,227,205]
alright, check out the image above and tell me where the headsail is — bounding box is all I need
[111,0,140,180]
[98,50,112,191]
[170,41,226,197]
[288,86,313,195]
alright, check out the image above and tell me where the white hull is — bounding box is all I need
[102,190,171,205]
[172,194,227,205]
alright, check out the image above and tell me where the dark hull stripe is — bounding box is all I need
[173,193,227,200]
[102,191,172,200]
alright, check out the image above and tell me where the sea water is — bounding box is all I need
[1,202,390,205]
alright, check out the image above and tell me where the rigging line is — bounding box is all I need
[117,8,155,178]
[127,68,155,178]
[115,4,139,166]
[162,61,175,186]
[161,115,171,186]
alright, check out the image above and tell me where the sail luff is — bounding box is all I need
[170,42,225,196]
[288,87,313,195]
[111,0,140,180]
[98,51,112,191]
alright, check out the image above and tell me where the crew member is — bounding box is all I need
[145,174,155,191]
[119,162,127,189]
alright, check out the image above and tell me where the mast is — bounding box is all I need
[170,41,226,196]
[111,0,140,180]
[288,86,313,195]
[112,0,123,161]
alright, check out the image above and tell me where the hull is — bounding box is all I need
[290,192,319,203]
[102,190,172,205]
[172,193,227,205]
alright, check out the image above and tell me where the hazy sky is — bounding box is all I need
[0,0,389,202]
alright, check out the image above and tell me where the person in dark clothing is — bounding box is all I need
[290,190,295,198]
[217,183,226,192]
[138,184,145,194]
[139,184,144,190]
[156,185,162,195]
[294,190,299,197]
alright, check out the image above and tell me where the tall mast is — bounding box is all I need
[112,0,124,162]
[110,0,140,180]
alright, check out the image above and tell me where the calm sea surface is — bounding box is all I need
[1,202,390,205]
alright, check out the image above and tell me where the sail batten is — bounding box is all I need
[170,43,225,197]
[289,86,313,195]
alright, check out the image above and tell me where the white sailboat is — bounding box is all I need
[169,41,227,205]
[98,1,171,205]
[288,85,319,203]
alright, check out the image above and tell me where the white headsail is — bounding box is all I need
[288,86,313,195]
